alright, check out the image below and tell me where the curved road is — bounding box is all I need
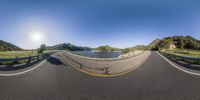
[0,51,200,100]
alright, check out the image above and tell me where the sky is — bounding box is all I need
[0,0,200,49]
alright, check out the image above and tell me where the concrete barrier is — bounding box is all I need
[63,50,151,76]
[66,50,144,61]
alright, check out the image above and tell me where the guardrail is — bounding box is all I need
[0,52,55,65]
[160,52,200,64]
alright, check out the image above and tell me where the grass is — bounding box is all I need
[0,50,58,59]
[0,51,38,58]
[161,49,200,65]
[0,50,56,65]
[164,49,200,58]
[0,51,37,65]
[162,53,200,65]
[0,50,57,65]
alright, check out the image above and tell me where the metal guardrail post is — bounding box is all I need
[80,64,83,69]
[13,57,19,65]
[104,67,110,74]
[37,55,39,61]
[27,57,32,64]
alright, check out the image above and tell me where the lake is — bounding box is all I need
[73,51,121,58]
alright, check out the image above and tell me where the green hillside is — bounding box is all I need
[95,45,120,52]
[148,36,200,50]
[0,40,22,51]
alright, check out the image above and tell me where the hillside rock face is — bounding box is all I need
[148,36,200,50]
[0,40,22,51]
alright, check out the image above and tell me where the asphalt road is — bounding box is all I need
[0,51,200,100]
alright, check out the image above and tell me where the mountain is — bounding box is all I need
[45,43,91,51]
[121,45,147,54]
[148,39,162,50]
[129,45,147,50]
[148,36,200,50]
[0,40,22,51]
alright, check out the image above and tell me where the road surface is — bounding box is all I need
[0,51,200,100]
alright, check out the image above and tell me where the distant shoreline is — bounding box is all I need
[91,50,121,52]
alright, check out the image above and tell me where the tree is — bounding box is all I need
[122,48,131,54]
[38,44,46,53]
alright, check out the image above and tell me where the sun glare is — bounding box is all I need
[31,31,44,42]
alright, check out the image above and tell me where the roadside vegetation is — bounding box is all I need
[0,44,57,65]
[0,50,56,58]
[0,50,56,65]
[148,36,200,51]
[0,51,37,65]
[0,44,57,58]
[161,49,200,64]
[162,49,200,65]
[122,48,131,54]
[148,36,200,57]
[0,51,38,58]
[148,36,200,65]
[164,49,200,58]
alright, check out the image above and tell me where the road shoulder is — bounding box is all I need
[156,51,200,76]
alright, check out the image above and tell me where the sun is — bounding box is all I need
[30,31,44,42]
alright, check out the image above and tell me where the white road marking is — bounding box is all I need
[0,54,56,77]
[156,51,200,76]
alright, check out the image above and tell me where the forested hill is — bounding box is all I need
[148,36,200,50]
[0,40,22,51]
[95,45,121,52]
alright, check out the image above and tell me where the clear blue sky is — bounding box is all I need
[0,0,200,49]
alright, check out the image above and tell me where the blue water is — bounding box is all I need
[73,51,121,58]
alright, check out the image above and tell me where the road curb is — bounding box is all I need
[156,51,200,76]
[62,52,151,77]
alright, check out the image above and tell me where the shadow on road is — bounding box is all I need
[47,56,67,66]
